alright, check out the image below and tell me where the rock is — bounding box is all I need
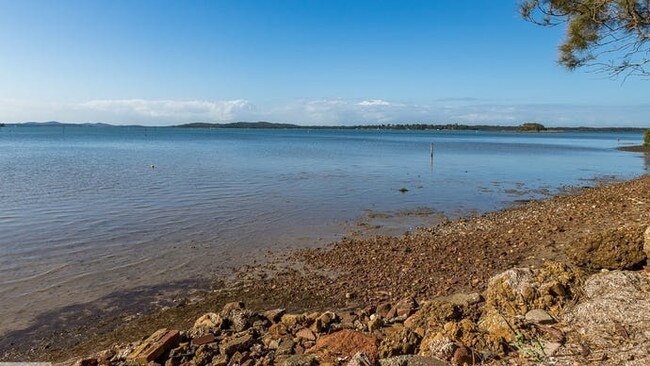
[128,329,180,364]
[296,328,316,341]
[313,311,338,332]
[283,354,316,366]
[210,355,228,366]
[277,337,296,355]
[524,309,555,324]
[347,352,374,366]
[368,317,384,332]
[542,341,561,357]
[193,313,223,333]
[386,298,418,320]
[451,346,477,366]
[281,314,307,328]
[264,308,286,323]
[192,334,217,346]
[219,333,254,356]
[379,355,451,366]
[562,270,650,365]
[308,329,380,362]
[73,358,98,366]
[418,335,457,361]
[478,262,582,350]
[376,303,393,318]
[566,225,647,270]
[379,324,422,358]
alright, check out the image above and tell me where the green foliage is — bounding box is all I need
[518,122,547,132]
[644,129,650,147]
[521,0,650,77]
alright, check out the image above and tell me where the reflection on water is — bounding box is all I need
[0,126,646,333]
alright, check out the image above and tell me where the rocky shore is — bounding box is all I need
[2,175,650,365]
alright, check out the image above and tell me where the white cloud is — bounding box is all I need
[357,99,392,107]
[79,99,254,122]
[1,97,649,127]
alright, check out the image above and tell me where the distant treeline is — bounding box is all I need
[176,121,646,132]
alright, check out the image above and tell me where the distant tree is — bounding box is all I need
[518,122,547,132]
[644,129,650,146]
[520,0,650,78]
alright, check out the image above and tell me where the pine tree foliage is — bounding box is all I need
[521,0,650,78]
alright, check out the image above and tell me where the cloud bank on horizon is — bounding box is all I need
[1,98,649,127]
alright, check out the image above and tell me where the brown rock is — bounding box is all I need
[283,354,316,366]
[192,334,217,346]
[73,358,98,366]
[128,329,180,365]
[451,346,477,366]
[296,328,316,341]
[386,298,418,320]
[379,324,422,358]
[219,333,254,356]
[308,329,380,362]
[376,303,392,318]
[264,308,286,323]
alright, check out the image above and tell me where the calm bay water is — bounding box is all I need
[0,125,647,333]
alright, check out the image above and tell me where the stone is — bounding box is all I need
[562,270,650,365]
[193,313,223,333]
[347,352,374,366]
[368,317,384,332]
[296,328,316,341]
[451,346,476,366]
[192,334,217,346]
[264,308,286,323]
[542,341,561,357]
[283,354,316,366]
[379,355,451,366]
[376,303,392,318]
[566,225,647,270]
[379,324,422,358]
[73,358,98,366]
[478,262,582,350]
[418,335,457,361]
[308,329,380,362]
[210,355,228,366]
[386,298,418,320]
[313,311,338,332]
[128,329,180,364]
[524,309,555,324]
[281,314,306,328]
[219,333,254,356]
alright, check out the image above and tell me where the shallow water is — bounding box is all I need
[0,125,647,333]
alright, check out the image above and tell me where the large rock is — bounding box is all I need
[566,225,647,270]
[308,329,380,362]
[563,271,650,362]
[477,262,582,352]
[379,324,422,358]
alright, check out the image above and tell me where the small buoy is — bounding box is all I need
[150,165,156,169]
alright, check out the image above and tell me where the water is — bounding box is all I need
[0,125,647,333]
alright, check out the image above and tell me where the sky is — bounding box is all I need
[0,0,648,127]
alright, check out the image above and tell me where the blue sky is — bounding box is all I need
[0,0,648,126]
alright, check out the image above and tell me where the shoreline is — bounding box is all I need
[2,174,649,363]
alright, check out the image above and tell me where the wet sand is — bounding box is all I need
[1,174,649,362]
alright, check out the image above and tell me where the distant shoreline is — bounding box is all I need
[4,121,647,133]
[617,145,650,152]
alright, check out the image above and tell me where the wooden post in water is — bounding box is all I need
[429,143,434,159]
